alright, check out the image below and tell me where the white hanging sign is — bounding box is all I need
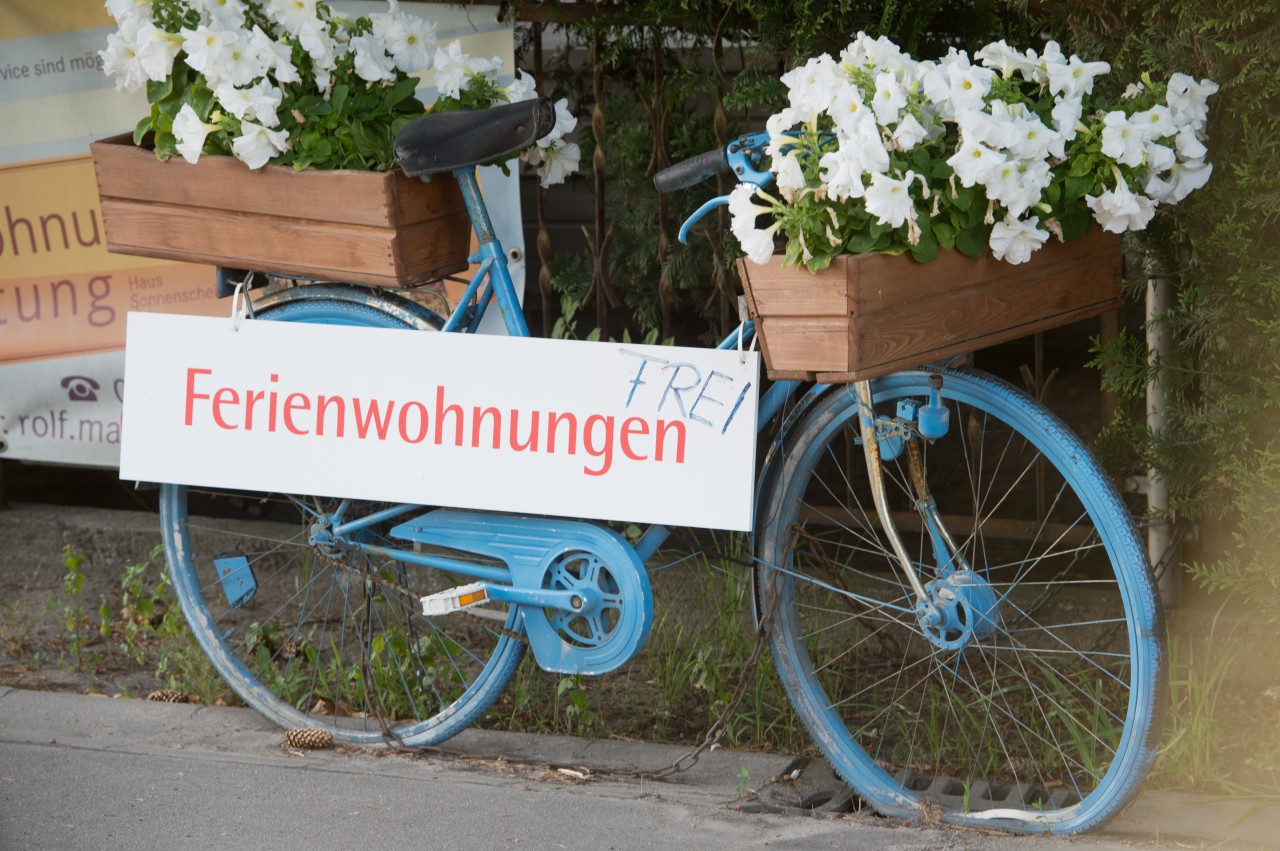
[120,312,761,531]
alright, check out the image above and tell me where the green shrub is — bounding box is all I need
[1045,1,1280,616]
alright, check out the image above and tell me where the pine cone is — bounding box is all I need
[284,727,334,750]
[146,689,188,703]
[278,636,302,660]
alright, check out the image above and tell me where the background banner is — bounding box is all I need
[0,1,521,467]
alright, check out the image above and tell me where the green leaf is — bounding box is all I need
[146,76,173,104]
[909,237,938,264]
[132,115,153,146]
[955,225,989,258]
[387,76,420,107]
[933,221,956,250]
[909,146,931,173]
[909,221,939,263]
[330,84,349,114]
[1065,175,1094,202]
[1060,210,1094,242]
[845,230,882,253]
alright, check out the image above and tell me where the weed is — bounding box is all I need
[59,546,100,672]
[1152,612,1238,791]
[0,601,35,657]
[735,766,753,797]
[556,674,599,737]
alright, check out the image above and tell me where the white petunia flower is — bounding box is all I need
[180,26,233,77]
[728,183,776,224]
[957,102,1019,151]
[975,40,1037,79]
[871,72,907,126]
[106,0,152,25]
[231,121,289,169]
[863,171,918,229]
[1145,141,1176,174]
[1100,111,1148,167]
[774,151,808,202]
[215,79,283,127]
[861,33,911,74]
[1086,180,1157,233]
[989,216,1049,264]
[945,57,994,113]
[1134,105,1176,139]
[764,107,805,160]
[984,161,1042,220]
[172,104,222,164]
[818,146,868,201]
[738,225,779,265]
[781,53,841,120]
[1166,73,1219,130]
[350,34,396,82]
[1145,159,1212,205]
[544,98,577,141]
[1046,54,1110,100]
[947,139,1005,187]
[220,30,273,86]
[383,13,437,74]
[265,0,321,33]
[534,140,580,187]
[135,21,184,82]
[254,26,300,83]
[504,70,537,103]
[1174,124,1208,160]
[1008,112,1062,161]
[197,0,249,30]
[891,113,928,151]
[1031,41,1068,86]
[1051,95,1085,142]
[432,41,471,99]
[827,85,869,137]
[100,24,148,93]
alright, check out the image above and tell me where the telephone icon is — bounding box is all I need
[61,375,101,402]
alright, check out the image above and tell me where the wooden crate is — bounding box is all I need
[737,229,1123,382]
[90,134,470,288]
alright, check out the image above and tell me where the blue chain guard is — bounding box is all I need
[390,510,653,675]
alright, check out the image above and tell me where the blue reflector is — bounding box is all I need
[213,551,257,609]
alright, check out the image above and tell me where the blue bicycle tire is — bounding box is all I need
[756,368,1164,834]
[160,286,525,746]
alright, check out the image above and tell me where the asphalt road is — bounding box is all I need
[3,686,1278,850]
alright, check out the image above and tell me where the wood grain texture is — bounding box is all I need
[738,230,1123,381]
[91,134,470,286]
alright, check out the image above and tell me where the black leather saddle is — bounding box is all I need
[394,97,556,176]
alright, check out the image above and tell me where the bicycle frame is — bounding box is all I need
[304,151,941,624]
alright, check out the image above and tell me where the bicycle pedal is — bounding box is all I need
[420,582,490,617]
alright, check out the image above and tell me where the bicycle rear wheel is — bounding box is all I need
[160,286,525,746]
[756,369,1163,834]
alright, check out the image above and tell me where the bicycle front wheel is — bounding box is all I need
[756,368,1164,834]
[160,287,525,746]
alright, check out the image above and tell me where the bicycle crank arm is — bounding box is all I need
[419,582,597,617]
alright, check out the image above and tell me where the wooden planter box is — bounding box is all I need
[737,229,1123,382]
[90,134,470,288]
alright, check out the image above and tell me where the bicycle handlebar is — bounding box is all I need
[653,147,730,193]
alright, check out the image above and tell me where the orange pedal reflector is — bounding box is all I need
[420,582,490,617]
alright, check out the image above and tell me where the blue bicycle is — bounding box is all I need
[158,99,1164,834]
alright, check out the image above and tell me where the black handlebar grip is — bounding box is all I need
[653,147,729,193]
